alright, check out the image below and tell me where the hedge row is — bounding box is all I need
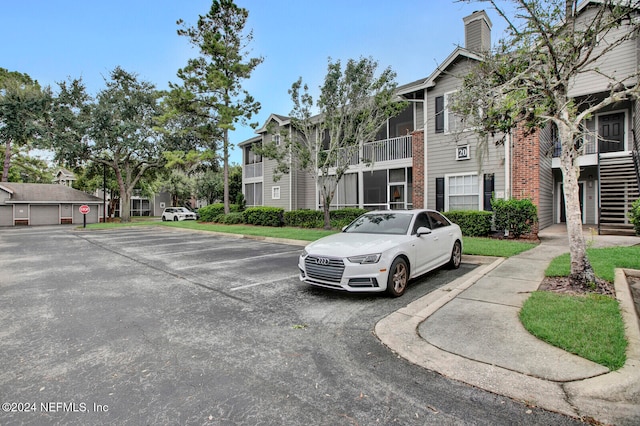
[283,208,367,229]
[445,210,493,237]
[491,198,538,238]
[197,201,540,237]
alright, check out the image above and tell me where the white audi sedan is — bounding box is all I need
[298,209,462,297]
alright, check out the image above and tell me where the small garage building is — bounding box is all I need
[0,183,104,226]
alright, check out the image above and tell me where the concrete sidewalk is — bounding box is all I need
[375,226,640,425]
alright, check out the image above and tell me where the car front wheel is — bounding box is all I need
[386,257,408,297]
[447,240,462,269]
[162,216,167,222]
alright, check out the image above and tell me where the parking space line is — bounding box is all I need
[230,274,300,291]
[172,249,302,270]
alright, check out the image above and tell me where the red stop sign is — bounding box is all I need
[79,205,90,214]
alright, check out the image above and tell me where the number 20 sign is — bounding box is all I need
[456,145,470,161]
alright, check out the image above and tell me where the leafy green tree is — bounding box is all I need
[0,68,51,181]
[52,68,164,222]
[157,150,215,206]
[258,57,406,229]
[0,145,52,183]
[195,164,242,205]
[173,0,263,214]
[453,0,640,287]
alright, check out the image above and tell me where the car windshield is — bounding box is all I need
[344,213,412,235]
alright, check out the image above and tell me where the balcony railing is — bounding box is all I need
[552,138,608,157]
[244,162,263,178]
[363,135,413,163]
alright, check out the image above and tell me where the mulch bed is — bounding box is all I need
[538,276,615,297]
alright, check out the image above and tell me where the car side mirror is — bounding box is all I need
[416,226,432,237]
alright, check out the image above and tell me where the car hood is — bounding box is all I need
[305,232,410,257]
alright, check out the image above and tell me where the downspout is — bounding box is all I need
[289,129,293,212]
[505,131,511,200]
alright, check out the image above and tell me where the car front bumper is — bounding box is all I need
[298,255,390,293]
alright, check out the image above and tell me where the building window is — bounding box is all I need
[272,186,280,200]
[245,144,262,165]
[435,96,444,133]
[245,182,263,206]
[272,134,281,146]
[447,174,479,211]
[444,91,465,133]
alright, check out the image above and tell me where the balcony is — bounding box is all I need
[363,135,413,163]
[244,162,263,179]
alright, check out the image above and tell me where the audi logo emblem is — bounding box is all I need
[314,257,331,266]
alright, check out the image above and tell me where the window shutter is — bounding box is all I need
[435,96,444,133]
[436,177,445,211]
[483,174,494,211]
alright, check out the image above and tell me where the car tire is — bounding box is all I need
[173,216,178,222]
[447,240,462,269]
[162,216,167,222]
[386,257,408,297]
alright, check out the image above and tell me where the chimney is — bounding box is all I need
[463,10,492,53]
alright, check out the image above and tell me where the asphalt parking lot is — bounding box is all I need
[0,225,582,425]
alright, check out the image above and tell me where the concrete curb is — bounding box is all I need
[374,260,640,424]
[563,268,640,424]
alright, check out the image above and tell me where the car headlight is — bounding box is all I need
[301,249,308,257]
[347,253,381,264]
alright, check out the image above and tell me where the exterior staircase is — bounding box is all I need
[599,153,639,235]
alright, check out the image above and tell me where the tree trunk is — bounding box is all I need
[120,187,132,223]
[2,139,12,182]
[558,124,596,287]
[323,198,331,230]
[223,129,230,215]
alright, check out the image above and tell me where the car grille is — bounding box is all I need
[304,256,345,283]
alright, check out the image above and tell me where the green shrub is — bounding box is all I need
[630,198,640,235]
[198,203,241,222]
[284,208,367,229]
[492,198,538,238]
[217,212,245,225]
[445,210,493,237]
[244,206,284,227]
[235,193,246,211]
[284,210,323,228]
[330,208,367,228]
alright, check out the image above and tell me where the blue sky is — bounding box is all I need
[3,0,510,165]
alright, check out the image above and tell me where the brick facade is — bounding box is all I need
[412,129,425,209]
[511,126,541,206]
[511,125,541,236]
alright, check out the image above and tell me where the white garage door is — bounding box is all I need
[0,205,13,226]
[30,205,60,225]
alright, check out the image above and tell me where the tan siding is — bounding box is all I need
[569,8,638,97]
[538,125,554,228]
[425,59,507,211]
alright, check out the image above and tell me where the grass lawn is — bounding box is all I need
[88,220,337,242]
[88,220,539,256]
[520,245,640,370]
[461,236,537,257]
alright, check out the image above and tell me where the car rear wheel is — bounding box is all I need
[173,216,178,222]
[447,240,462,269]
[386,257,408,297]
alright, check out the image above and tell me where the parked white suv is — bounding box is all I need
[161,207,197,221]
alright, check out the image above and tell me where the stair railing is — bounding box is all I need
[632,129,640,189]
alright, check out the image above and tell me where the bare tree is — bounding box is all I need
[258,57,406,229]
[453,0,640,287]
